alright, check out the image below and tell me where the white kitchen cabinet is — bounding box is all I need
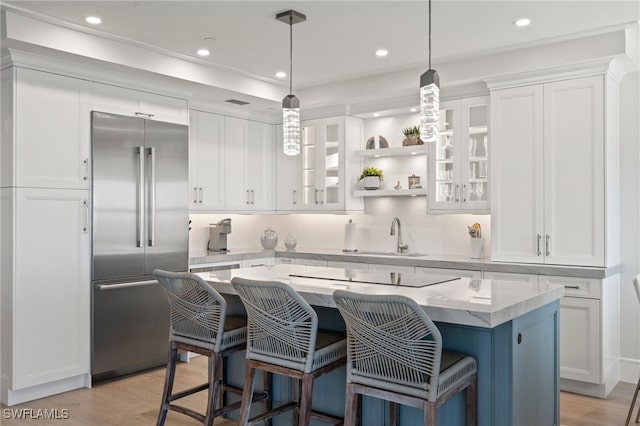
[224,117,274,211]
[189,110,225,211]
[3,67,90,189]
[88,81,188,125]
[1,187,90,405]
[428,96,489,214]
[275,116,364,213]
[490,75,613,267]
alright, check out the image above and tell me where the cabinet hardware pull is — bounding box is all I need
[83,158,89,181]
[97,280,158,290]
[315,189,319,204]
[455,184,460,203]
[193,187,198,203]
[199,187,203,203]
[251,189,255,205]
[564,285,580,290]
[134,112,155,118]
[246,189,250,205]
[320,189,324,204]
[537,234,542,256]
[545,234,550,256]
[517,333,522,344]
[136,146,144,248]
[148,147,156,247]
[463,184,467,203]
[293,189,297,205]
[82,200,88,232]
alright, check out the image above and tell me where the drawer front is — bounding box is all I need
[541,276,600,299]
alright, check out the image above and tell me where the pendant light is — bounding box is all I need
[277,10,306,156]
[419,0,440,143]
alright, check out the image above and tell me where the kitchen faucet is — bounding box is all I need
[390,217,408,253]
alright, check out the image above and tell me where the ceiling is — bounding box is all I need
[3,0,639,91]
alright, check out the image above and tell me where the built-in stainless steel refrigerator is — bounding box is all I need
[91,111,188,380]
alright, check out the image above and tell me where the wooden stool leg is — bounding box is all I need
[205,352,221,426]
[156,343,177,426]
[628,374,640,425]
[238,362,257,426]
[298,373,314,426]
[423,401,437,425]
[466,376,477,426]
[292,378,300,426]
[388,402,399,426]
[344,383,358,426]
[217,354,225,416]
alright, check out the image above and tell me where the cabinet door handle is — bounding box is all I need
[83,158,89,181]
[199,187,203,204]
[545,234,550,256]
[193,187,198,204]
[455,184,460,203]
[134,112,155,118]
[251,189,255,205]
[320,189,324,204]
[517,333,522,345]
[315,189,319,204]
[564,285,580,290]
[82,199,88,233]
[537,234,542,256]
[293,189,297,205]
[463,184,467,203]
[136,146,145,248]
[246,189,250,205]
[148,147,156,247]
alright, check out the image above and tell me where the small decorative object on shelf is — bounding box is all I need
[284,233,297,250]
[365,135,389,149]
[408,174,421,189]
[402,126,424,146]
[468,223,484,258]
[260,227,278,249]
[394,181,402,190]
[359,166,383,190]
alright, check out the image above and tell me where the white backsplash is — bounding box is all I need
[190,197,491,258]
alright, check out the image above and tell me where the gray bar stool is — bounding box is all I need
[153,270,268,426]
[231,277,347,426]
[333,290,477,426]
[625,274,640,426]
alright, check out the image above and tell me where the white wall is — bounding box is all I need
[189,200,490,258]
[619,70,640,383]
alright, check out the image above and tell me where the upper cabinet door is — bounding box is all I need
[490,85,544,263]
[274,124,302,210]
[223,116,249,210]
[543,76,604,267]
[460,97,489,211]
[246,120,274,211]
[189,110,225,211]
[14,68,90,189]
[429,100,459,211]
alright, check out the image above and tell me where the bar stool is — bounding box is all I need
[153,270,268,426]
[333,290,477,426]
[231,277,347,426]
[625,274,640,426]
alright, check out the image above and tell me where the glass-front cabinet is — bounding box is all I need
[428,96,489,213]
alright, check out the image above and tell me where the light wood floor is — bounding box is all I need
[1,356,636,425]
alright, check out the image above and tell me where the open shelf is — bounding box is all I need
[354,145,428,158]
[354,188,427,197]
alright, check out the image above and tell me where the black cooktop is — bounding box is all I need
[289,268,460,288]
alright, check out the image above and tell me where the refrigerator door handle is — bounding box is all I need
[96,280,158,290]
[136,146,145,248]
[148,147,156,247]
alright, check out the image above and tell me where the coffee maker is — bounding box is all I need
[208,218,231,252]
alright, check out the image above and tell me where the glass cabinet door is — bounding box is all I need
[432,102,459,209]
[463,99,489,209]
[322,122,341,208]
[301,125,319,209]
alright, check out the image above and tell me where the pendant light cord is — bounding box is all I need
[289,15,293,96]
[428,0,432,69]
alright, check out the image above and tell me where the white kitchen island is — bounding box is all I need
[199,264,564,426]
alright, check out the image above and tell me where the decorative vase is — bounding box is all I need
[362,176,380,190]
[284,234,297,250]
[260,227,278,249]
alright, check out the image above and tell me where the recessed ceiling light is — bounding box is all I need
[375,49,389,57]
[514,18,531,27]
[85,16,102,25]
[410,108,418,112]
[196,49,210,57]
[275,71,287,78]
[373,113,380,117]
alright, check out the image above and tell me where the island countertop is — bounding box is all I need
[198,264,564,328]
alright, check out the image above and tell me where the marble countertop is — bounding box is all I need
[198,264,565,329]
[190,247,619,279]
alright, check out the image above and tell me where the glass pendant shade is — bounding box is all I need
[283,94,300,156]
[419,69,440,143]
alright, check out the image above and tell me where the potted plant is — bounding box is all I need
[359,166,384,190]
[402,126,423,146]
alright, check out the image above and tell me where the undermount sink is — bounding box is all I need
[351,251,428,257]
